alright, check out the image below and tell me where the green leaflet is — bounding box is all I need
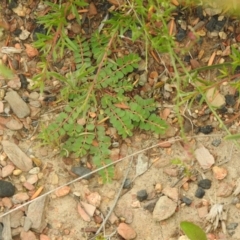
[180,221,207,240]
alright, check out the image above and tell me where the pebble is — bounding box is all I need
[163,167,179,177]
[29,100,41,108]
[10,210,24,228]
[117,223,137,240]
[162,186,179,201]
[2,140,33,171]
[20,230,37,240]
[211,139,221,147]
[12,192,29,204]
[13,169,22,176]
[181,196,192,206]
[29,167,40,175]
[195,187,205,198]
[176,28,187,42]
[80,201,96,217]
[27,196,48,232]
[55,186,71,197]
[77,203,90,222]
[136,189,148,202]
[26,174,38,184]
[198,179,212,189]
[23,182,35,191]
[40,234,51,240]
[2,197,13,209]
[212,166,227,180]
[23,217,32,231]
[0,180,15,197]
[153,196,177,221]
[136,153,148,176]
[4,90,30,118]
[143,198,158,212]
[217,182,233,197]
[29,92,39,100]
[227,223,238,231]
[194,146,215,169]
[225,94,235,106]
[71,166,92,180]
[206,87,225,108]
[199,125,213,134]
[5,118,23,130]
[1,164,15,178]
[123,178,132,189]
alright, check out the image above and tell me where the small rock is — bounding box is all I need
[197,205,208,218]
[143,198,158,212]
[40,234,51,240]
[163,167,179,177]
[155,183,162,193]
[86,192,101,207]
[225,94,235,106]
[123,178,132,189]
[80,201,96,217]
[4,90,30,118]
[206,87,225,108]
[194,146,215,169]
[10,210,24,228]
[77,203,90,222]
[23,217,32,231]
[117,223,137,240]
[29,167,40,174]
[181,196,192,206]
[7,79,21,90]
[5,118,23,130]
[2,164,15,178]
[20,230,37,240]
[217,182,234,197]
[12,192,29,204]
[71,166,92,180]
[212,166,227,180]
[23,182,35,191]
[136,189,148,202]
[136,153,148,177]
[176,28,187,42]
[27,196,48,232]
[55,186,71,197]
[2,197,13,209]
[29,92,39,100]
[24,44,39,58]
[198,179,212,189]
[162,186,179,201]
[2,140,32,171]
[211,139,221,147]
[0,180,15,197]
[227,223,238,231]
[199,125,213,134]
[29,100,41,108]
[195,187,205,198]
[178,236,190,240]
[153,196,177,221]
[13,169,22,176]
[26,174,38,184]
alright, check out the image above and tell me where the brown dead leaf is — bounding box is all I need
[149,71,158,79]
[212,166,228,180]
[114,102,130,109]
[89,112,96,118]
[190,59,201,69]
[77,118,86,125]
[24,44,39,58]
[161,108,171,120]
[147,6,156,21]
[88,2,97,16]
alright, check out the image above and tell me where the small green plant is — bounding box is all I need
[171,158,192,177]
[180,221,207,240]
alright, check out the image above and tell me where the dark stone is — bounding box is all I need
[206,16,218,32]
[199,125,213,134]
[196,6,204,20]
[0,180,15,197]
[123,178,132,189]
[198,179,212,189]
[183,55,191,63]
[195,94,202,102]
[176,28,187,42]
[13,29,22,36]
[18,74,28,89]
[137,189,148,202]
[225,94,235,106]
[227,223,238,230]
[212,139,221,147]
[195,187,205,198]
[32,25,47,41]
[181,196,192,206]
[71,166,92,180]
[214,18,226,31]
[43,96,57,102]
[143,198,158,212]
[219,106,227,114]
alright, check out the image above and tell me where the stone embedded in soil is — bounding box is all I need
[55,186,71,197]
[176,28,187,42]
[12,192,29,204]
[144,198,158,212]
[117,223,137,240]
[225,94,235,106]
[26,174,38,184]
[217,182,234,197]
[195,187,205,198]
[198,179,212,189]
[5,118,23,130]
[153,196,177,221]
[77,203,91,222]
[163,167,179,177]
[194,146,215,169]
[136,153,148,177]
[20,230,37,240]
[206,87,226,108]
[1,164,15,178]
[4,90,30,118]
[86,192,101,207]
[162,186,179,202]
[23,217,32,231]
[199,125,213,134]
[123,178,132,189]
[212,166,228,180]
[181,196,192,206]
[2,140,33,171]
[136,189,148,202]
[80,201,96,217]
[0,180,15,197]
[212,139,221,147]
[71,166,92,180]
[2,214,12,240]
[27,196,48,232]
